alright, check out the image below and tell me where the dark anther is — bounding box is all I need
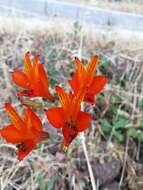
[16,143,26,152]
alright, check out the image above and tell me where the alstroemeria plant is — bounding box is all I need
[12,52,53,100]
[0,52,107,160]
[0,103,49,160]
[69,55,108,104]
[45,86,92,147]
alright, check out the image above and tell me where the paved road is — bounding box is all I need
[0,0,143,31]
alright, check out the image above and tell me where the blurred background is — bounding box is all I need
[0,0,143,190]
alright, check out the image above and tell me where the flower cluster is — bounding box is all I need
[0,52,107,160]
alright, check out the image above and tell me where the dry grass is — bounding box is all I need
[0,15,143,189]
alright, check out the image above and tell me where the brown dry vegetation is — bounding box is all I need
[0,15,143,190]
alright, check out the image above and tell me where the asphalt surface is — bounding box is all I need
[0,0,143,31]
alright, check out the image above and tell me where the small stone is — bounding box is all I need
[92,157,121,186]
[101,181,120,190]
[56,152,65,161]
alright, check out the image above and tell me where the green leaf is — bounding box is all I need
[46,64,60,86]
[73,21,82,34]
[113,131,124,143]
[37,176,57,190]
[138,99,143,110]
[136,130,143,141]
[79,179,86,188]
[109,105,118,116]
[45,36,54,48]
[127,128,138,138]
[100,119,112,133]
[113,115,129,129]
[139,120,143,128]
[46,176,57,190]
[111,95,121,104]
[37,176,47,190]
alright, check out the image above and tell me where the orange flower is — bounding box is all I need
[12,52,53,100]
[69,55,108,104]
[45,86,92,147]
[0,103,49,160]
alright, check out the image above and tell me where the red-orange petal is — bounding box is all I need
[56,86,70,111]
[17,139,36,161]
[83,75,108,104]
[70,91,84,119]
[89,75,108,95]
[76,111,92,132]
[12,69,29,88]
[69,73,79,93]
[17,92,31,97]
[32,80,53,100]
[24,52,33,78]
[45,107,64,128]
[69,57,86,93]
[74,57,86,78]
[39,66,53,100]
[84,94,95,105]
[62,125,78,147]
[5,103,26,131]
[86,55,99,78]
[23,108,43,131]
[33,54,40,79]
[32,54,53,99]
[38,131,49,141]
[0,125,25,144]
